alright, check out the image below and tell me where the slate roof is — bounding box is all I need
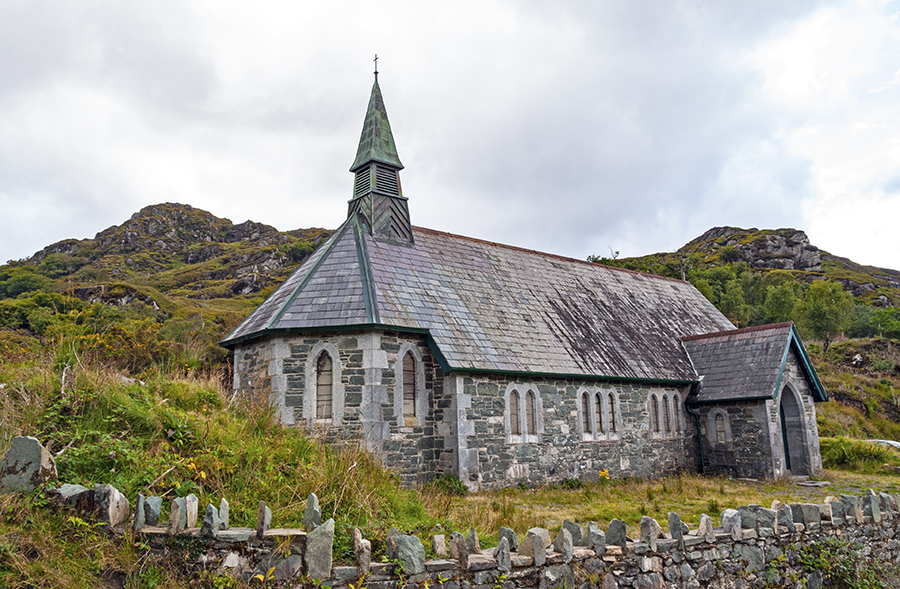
[682,322,828,403]
[222,213,737,383]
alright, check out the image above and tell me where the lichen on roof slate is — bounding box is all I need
[350,79,403,172]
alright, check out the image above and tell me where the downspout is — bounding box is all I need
[684,389,706,475]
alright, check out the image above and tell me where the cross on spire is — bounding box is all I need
[373,54,378,78]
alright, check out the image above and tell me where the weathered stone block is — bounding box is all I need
[494,536,511,572]
[200,504,220,538]
[94,484,129,528]
[562,520,586,547]
[390,534,425,575]
[306,518,334,579]
[588,522,606,555]
[499,526,519,552]
[353,527,371,576]
[304,492,321,531]
[218,498,229,530]
[0,436,57,493]
[552,528,573,563]
[721,509,741,540]
[520,530,546,567]
[606,519,627,549]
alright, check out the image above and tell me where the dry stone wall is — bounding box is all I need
[3,436,900,588]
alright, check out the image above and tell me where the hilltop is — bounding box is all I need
[597,226,899,307]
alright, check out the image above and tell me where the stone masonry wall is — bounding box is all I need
[233,330,447,486]
[453,375,697,490]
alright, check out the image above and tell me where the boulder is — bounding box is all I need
[305,518,334,580]
[737,506,757,530]
[94,484,129,528]
[53,483,94,512]
[304,492,322,531]
[390,535,426,575]
[0,436,57,493]
[499,526,518,551]
[751,506,776,530]
[791,503,821,526]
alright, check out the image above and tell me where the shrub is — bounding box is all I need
[819,437,900,472]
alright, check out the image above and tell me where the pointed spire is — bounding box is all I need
[350,77,403,172]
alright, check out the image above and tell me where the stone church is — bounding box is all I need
[221,75,828,490]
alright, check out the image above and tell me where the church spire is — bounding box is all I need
[348,67,412,244]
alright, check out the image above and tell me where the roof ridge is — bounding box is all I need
[410,225,691,285]
[682,321,794,342]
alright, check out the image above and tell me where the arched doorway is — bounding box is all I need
[779,386,809,475]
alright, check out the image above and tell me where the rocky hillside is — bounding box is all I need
[14,203,331,303]
[602,226,900,307]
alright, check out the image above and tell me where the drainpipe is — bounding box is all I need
[685,383,706,475]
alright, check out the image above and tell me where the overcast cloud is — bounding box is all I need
[1,0,899,270]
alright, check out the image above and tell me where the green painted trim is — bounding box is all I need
[264,218,354,331]
[354,221,380,324]
[686,394,776,406]
[789,325,829,402]
[770,333,793,402]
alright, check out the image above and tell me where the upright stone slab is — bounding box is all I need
[0,436,57,493]
[879,493,894,520]
[391,535,426,575]
[134,494,146,532]
[448,532,468,570]
[218,498,230,530]
[562,520,587,547]
[200,504,220,538]
[304,492,321,531]
[668,512,684,550]
[94,484,130,528]
[751,506,776,531]
[864,491,882,523]
[606,519,627,549]
[466,527,480,553]
[145,496,162,526]
[353,527,371,576]
[697,514,715,543]
[791,503,821,526]
[830,499,845,521]
[499,526,518,552]
[168,499,182,535]
[519,530,546,566]
[818,503,833,522]
[775,503,795,533]
[256,501,272,539]
[432,534,447,557]
[494,536,511,572]
[588,522,606,555]
[306,518,334,580]
[840,494,863,522]
[527,527,551,549]
[185,494,199,528]
[385,527,401,560]
[737,506,757,530]
[639,516,663,551]
[721,509,742,540]
[552,528,573,563]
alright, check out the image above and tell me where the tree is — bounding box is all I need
[720,279,749,326]
[796,281,853,352]
[764,282,797,323]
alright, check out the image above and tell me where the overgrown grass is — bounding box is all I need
[820,436,900,473]
[0,338,430,585]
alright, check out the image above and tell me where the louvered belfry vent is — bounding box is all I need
[354,167,372,197]
[347,75,413,244]
[374,165,400,196]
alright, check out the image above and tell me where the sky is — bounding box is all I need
[1,1,899,270]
